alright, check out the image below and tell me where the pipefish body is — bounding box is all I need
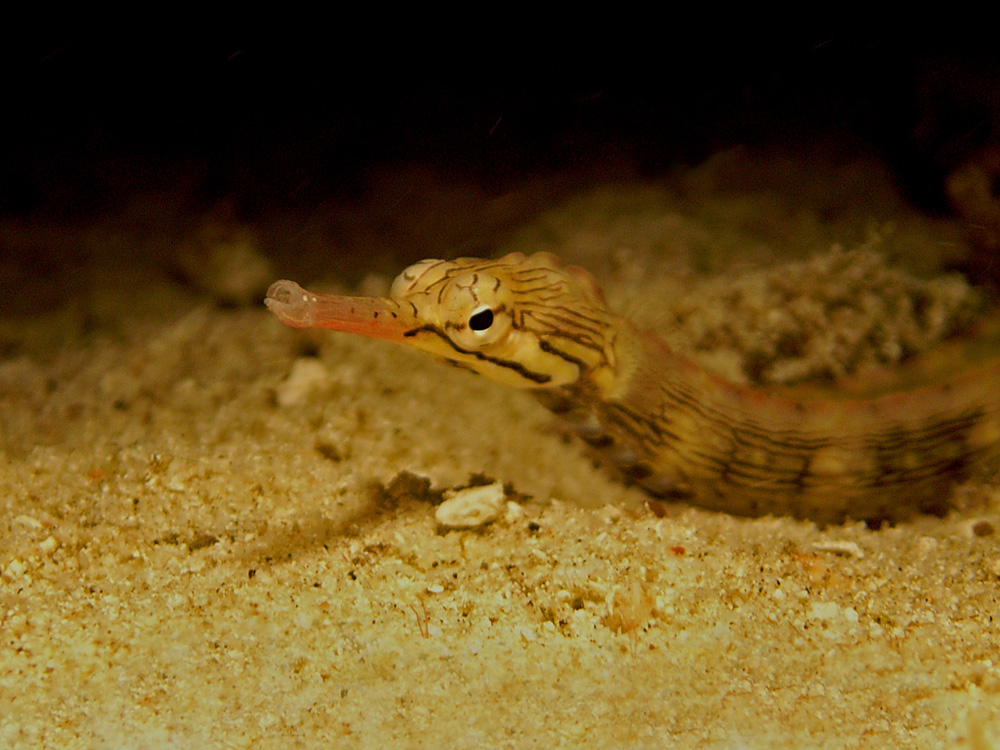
[266,252,1000,525]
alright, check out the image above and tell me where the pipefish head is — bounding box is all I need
[265,251,620,389]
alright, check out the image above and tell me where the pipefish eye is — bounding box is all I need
[443,272,513,349]
[468,306,495,332]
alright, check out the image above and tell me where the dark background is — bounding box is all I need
[3,26,999,220]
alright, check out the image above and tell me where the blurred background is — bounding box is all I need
[2,23,999,329]
[4,24,998,217]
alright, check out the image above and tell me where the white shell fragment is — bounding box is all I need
[435,482,506,529]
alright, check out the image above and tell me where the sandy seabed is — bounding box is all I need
[2,147,999,748]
